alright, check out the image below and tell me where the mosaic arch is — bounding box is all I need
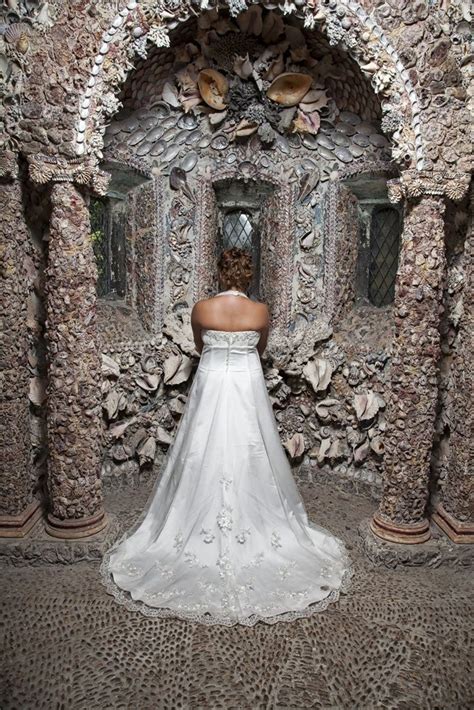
[74,0,425,171]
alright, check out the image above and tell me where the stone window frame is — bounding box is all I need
[323,160,400,321]
[193,168,297,334]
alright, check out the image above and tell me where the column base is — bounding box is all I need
[0,499,43,538]
[432,503,474,544]
[370,512,431,544]
[45,509,109,539]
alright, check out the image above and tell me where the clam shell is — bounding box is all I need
[136,141,153,156]
[334,147,353,163]
[198,135,212,149]
[318,146,335,160]
[187,129,202,146]
[267,72,313,107]
[316,135,335,150]
[180,151,198,172]
[287,133,301,149]
[178,114,198,130]
[335,121,356,136]
[349,144,365,158]
[145,126,165,142]
[210,134,229,150]
[274,134,290,154]
[332,132,350,147]
[148,101,171,118]
[339,111,361,125]
[175,130,190,146]
[150,141,166,156]
[140,116,158,131]
[127,130,146,146]
[162,127,178,142]
[370,133,389,147]
[302,158,318,170]
[162,145,181,163]
[356,121,377,136]
[197,69,229,111]
[353,134,370,147]
[301,134,319,150]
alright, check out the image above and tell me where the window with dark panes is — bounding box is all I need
[90,197,126,298]
[368,206,401,307]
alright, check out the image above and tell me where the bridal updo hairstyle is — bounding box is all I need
[217,247,253,293]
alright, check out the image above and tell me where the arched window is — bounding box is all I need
[213,179,272,299]
[368,206,401,307]
[219,209,260,296]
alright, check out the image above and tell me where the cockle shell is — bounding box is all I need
[267,73,313,107]
[197,69,229,111]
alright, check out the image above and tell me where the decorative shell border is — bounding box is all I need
[74,0,425,171]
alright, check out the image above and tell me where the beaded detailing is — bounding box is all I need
[202,329,261,347]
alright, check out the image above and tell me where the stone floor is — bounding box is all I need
[1,480,473,710]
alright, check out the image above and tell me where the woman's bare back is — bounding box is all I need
[191,293,269,355]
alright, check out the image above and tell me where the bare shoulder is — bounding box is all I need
[190,299,206,322]
[254,300,270,325]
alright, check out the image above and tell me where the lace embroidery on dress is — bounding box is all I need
[100,529,354,627]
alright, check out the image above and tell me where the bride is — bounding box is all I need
[100,247,353,626]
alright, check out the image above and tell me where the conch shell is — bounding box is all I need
[266,72,312,107]
[197,69,229,111]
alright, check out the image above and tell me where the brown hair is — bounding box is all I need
[217,247,253,292]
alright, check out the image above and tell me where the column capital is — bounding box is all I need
[387,170,470,204]
[27,154,111,197]
[0,150,20,181]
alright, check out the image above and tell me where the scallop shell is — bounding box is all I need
[197,69,229,111]
[4,23,29,43]
[267,73,313,107]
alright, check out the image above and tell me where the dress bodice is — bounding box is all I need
[202,329,261,348]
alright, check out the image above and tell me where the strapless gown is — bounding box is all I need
[99,328,353,626]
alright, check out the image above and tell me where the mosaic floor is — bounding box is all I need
[1,481,473,710]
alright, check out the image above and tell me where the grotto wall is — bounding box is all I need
[0,0,472,548]
[94,11,397,501]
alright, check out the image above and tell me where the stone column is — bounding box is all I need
[432,187,474,543]
[370,171,470,544]
[29,156,110,538]
[0,152,43,537]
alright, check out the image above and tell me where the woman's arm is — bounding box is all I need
[257,304,270,357]
[191,303,204,355]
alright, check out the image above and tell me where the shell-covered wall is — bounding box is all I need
[94,10,398,491]
[0,0,472,529]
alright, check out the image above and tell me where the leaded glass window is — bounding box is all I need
[218,209,261,297]
[222,211,253,250]
[368,206,401,307]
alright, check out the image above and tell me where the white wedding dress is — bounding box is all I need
[100,291,353,626]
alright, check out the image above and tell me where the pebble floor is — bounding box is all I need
[1,481,473,710]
